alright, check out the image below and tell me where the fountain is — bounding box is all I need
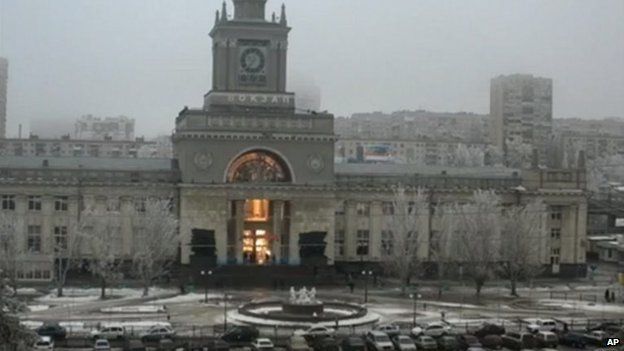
[232,286,379,328]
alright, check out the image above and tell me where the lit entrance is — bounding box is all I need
[243,199,273,265]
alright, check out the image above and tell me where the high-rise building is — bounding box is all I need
[490,74,553,164]
[74,115,135,140]
[0,58,8,138]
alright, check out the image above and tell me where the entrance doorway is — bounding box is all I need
[243,199,273,265]
[243,229,272,264]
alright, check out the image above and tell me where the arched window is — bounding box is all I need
[227,150,291,183]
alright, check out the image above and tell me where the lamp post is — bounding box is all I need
[361,270,373,303]
[409,292,421,327]
[223,289,228,331]
[200,270,212,304]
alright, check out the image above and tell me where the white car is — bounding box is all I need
[93,339,111,351]
[423,322,451,337]
[410,324,424,337]
[90,325,126,340]
[375,324,401,337]
[34,336,54,350]
[141,325,176,342]
[365,331,395,351]
[252,338,275,351]
[526,319,557,333]
[293,325,335,337]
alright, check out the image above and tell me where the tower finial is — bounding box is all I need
[221,1,228,21]
[215,10,220,25]
[280,3,287,25]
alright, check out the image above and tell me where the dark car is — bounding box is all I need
[312,337,339,351]
[472,324,505,339]
[221,326,260,344]
[456,334,481,351]
[559,331,586,349]
[124,340,146,351]
[205,339,231,351]
[437,335,459,351]
[36,323,67,340]
[479,335,502,350]
[341,336,366,351]
[501,332,536,350]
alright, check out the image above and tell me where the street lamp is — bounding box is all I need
[200,270,212,303]
[361,270,373,303]
[409,292,421,327]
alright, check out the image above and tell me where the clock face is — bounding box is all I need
[240,47,265,74]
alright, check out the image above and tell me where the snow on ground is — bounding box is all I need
[100,305,166,313]
[420,300,480,309]
[538,299,624,313]
[21,319,173,336]
[227,309,380,328]
[146,292,224,305]
[27,305,50,312]
[35,287,177,306]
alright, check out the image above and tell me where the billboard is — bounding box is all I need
[354,143,398,163]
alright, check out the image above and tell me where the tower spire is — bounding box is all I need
[215,10,220,26]
[221,1,228,22]
[280,3,287,25]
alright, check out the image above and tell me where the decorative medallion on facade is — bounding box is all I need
[193,152,213,170]
[307,154,325,173]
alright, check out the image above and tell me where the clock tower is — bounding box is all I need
[205,0,293,111]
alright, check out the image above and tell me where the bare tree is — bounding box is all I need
[0,213,25,295]
[53,223,82,298]
[131,198,178,297]
[381,184,428,294]
[447,190,502,299]
[500,199,547,296]
[0,276,36,350]
[79,206,123,300]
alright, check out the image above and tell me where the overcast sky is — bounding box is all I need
[1,0,623,137]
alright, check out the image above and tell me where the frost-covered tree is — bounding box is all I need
[449,144,485,167]
[500,199,546,296]
[484,145,504,166]
[447,190,502,298]
[132,199,178,297]
[0,213,25,295]
[53,223,82,298]
[0,277,36,350]
[586,155,624,193]
[79,206,123,299]
[381,185,428,293]
[431,204,458,280]
[505,140,533,168]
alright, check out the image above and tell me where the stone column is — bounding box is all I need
[288,202,300,265]
[235,200,245,264]
[272,200,284,264]
[344,201,357,260]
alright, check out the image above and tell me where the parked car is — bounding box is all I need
[36,323,67,340]
[124,340,146,351]
[472,323,505,339]
[252,338,275,351]
[341,336,366,351]
[479,334,502,349]
[583,330,608,347]
[34,336,54,351]
[90,325,126,340]
[501,332,536,350]
[158,338,175,351]
[465,348,486,351]
[558,332,586,349]
[424,322,451,338]
[204,339,231,351]
[413,335,437,350]
[526,319,557,333]
[456,334,481,351]
[437,335,459,351]
[221,326,259,344]
[410,324,424,337]
[588,322,624,335]
[141,325,176,343]
[93,339,111,351]
[535,331,558,348]
[312,337,339,351]
[366,331,395,351]
[288,335,312,351]
[294,325,336,338]
[375,324,401,338]
[391,335,416,351]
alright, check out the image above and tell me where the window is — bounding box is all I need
[550,228,561,239]
[1,195,15,210]
[356,230,370,256]
[381,230,394,255]
[356,202,370,216]
[335,201,346,216]
[134,197,146,213]
[27,225,42,253]
[551,248,560,255]
[550,206,562,220]
[382,202,394,215]
[54,196,68,211]
[106,198,120,212]
[334,230,345,256]
[28,196,42,211]
[54,226,68,251]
